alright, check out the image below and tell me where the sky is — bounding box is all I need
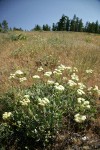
[0,0,100,30]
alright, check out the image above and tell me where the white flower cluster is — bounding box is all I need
[15,70,24,75]
[77,98,91,109]
[67,80,77,87]
[57,64,67,71]
[86,69,93,74]
[38,97,50,106]
[47,80,55,85]
[9,70,27,82]
[44,71,52,77]
[37,66,44,72]
[74,113,86,123]
[66,67,78,73]
[33,75,40,79]
[54,84,65,91]
[71,73,79,81]
[93,85,100,95]
[2,112,12,120]
[19,77,27,82]
[53,69,62,75]
[88,85,100,96]
[77,89,85,95]
[19,95,30,106]
[78,82,86,90]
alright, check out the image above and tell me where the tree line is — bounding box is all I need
[0,14,100,34]
[33,14,100,34]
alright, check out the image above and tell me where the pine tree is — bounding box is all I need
[95,20,99,33]
[42,24,50,31]
[0,23,2,32]
[78,19,83,32]
[66,16,70,31]
[52,23,57,31]
[2,20,9,32]
[57,14,67,31]
[33,25,42,31]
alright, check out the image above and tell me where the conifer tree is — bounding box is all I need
[2,20,9,32]
[0,23,2,32]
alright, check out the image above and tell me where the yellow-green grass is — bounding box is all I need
[0,31,100,93]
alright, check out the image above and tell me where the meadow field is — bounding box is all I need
[0,31,100,149]
[0,31,100,93]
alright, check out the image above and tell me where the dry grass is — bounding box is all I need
[0,31,100,93]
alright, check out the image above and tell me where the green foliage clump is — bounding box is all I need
[0,65,99,149]
[10,33,27,41]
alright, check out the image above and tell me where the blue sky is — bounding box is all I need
[0,0,100,30]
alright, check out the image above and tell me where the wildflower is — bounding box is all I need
[19,77,27,82]
[33,75,40,79]
[20,99,30,106]
[9,73,16,79]
[78,82,86,89]
[77,98,85,103]
[74,113,86,123]
[86,105,91,109]
[24,95,30,99]
[54,85,65,91]
[93,85,100,95]
[57,64,67,71]
[71,73,79,81]
[47,80,55,85]
[2,112,12,120]
[77,89,85,95]
[44,71,52,77]
[83,101,89,105]
[63,77,67,81]
[37,66,43,72]
[20,95,30,106]
[15,70,23,75]
[54,82,59,86]
[67,80,77,86]
[53,69,62,75]
[38,97,50,106]
[73,67,78,72]
[86,69,93,74]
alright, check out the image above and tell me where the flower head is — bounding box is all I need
[77,89,85,95]
[86,69,93,74]
[15,70,24,75]
[67,80,77,87]
[71,73,79,81]
[38,97,50,106]
[19,77,27,82]
[54,85,65,91]
[37,66,43,72]
[74,113,86,123]
[47,80,55,85]
[33,75,40,79]
[44,71,52,77]
[2,112,12,120]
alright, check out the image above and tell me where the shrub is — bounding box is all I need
[0,65,99,149]
[10,33,27,41]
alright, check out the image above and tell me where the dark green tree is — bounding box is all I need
[57,14,67,31]
[52,23,57,31]
[0,23,2,32]
[33,24,42,31]
[42,24,50,31]
[78,19,83,32]
[2,20,9,32]
[70,14,77,31]
[66,16,70,31]
[95,20,99,33]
